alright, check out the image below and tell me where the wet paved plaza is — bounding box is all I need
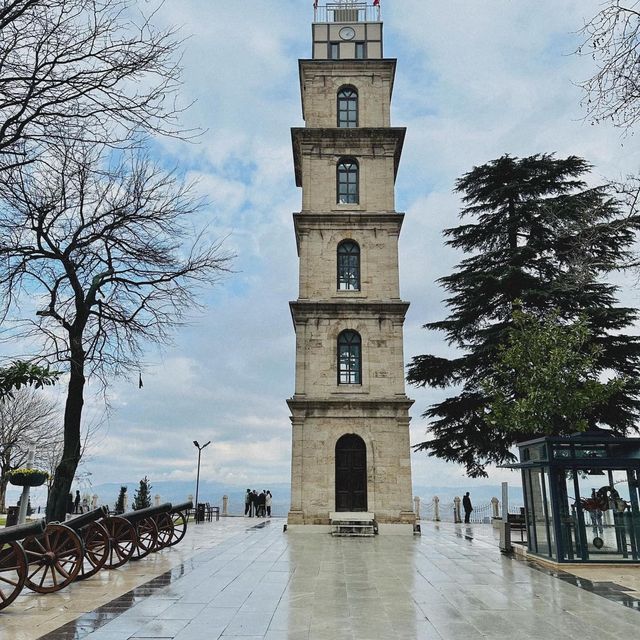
[3,518,640,640]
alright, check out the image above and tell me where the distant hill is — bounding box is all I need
[6,479,523,516]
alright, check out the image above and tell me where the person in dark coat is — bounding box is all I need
[245,489,251,516]
[74,490,81,514]
[250,490,258,517]
[463,492,473,523]
[258,491,266,517]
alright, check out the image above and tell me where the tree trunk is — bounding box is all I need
[46,334,85,522]
[0,475,9,512]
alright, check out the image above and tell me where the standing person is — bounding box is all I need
[245,489,251,517]
[463,492,473,524]
[74,490,81,514]
[250,490,258,517]
[258,490,266,517]
[265,490,272,517]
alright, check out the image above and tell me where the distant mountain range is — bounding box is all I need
[6,479,524,516]
[86,481,524,517]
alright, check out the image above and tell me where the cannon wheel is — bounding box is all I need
[168,510,187,546]
[77,521,110,580]
[131,517,158,560]
[101,516,136,569]
[0,542,27,611]
[23,524,83,593]
[155,513,174,549]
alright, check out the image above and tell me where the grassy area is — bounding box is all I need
[0,516,6,526]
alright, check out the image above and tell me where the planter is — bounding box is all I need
[8,470,48,487]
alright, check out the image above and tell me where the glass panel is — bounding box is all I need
[529,468,552,557]
[355,42,365,59]
[569,468,640,561]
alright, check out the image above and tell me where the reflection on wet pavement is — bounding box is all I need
[4,519,640,640]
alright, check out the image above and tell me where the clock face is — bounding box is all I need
[339,27,356,41]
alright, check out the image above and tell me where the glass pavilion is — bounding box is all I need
[508,428,640,563]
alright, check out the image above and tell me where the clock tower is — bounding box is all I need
[287,1,416,533]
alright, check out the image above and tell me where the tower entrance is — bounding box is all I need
[335,434,367,512]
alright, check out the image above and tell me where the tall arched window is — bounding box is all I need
[337,86,358,128]
[337,158,358,204]
[337,240,360,291]
[338,330,362,385]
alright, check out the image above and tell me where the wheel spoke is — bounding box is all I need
[38,565,49,588]
[0,575,19,587]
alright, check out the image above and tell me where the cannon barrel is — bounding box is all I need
[121,502,173,524]
[63,506,109,531]
[0,519,45,544]
[172,501,193,513]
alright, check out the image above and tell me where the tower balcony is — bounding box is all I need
[314,2,381,24]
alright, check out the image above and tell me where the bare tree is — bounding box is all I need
[579,2,640,129]
[0,140,232,521]
[0,387,62,512]
[0,0,191,168]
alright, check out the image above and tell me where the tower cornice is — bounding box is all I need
[291,127,405,187]
[290,300,410,325]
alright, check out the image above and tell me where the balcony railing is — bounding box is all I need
[314,2,382,23]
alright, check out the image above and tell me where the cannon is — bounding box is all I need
[101,501,188,568]
[167,501,192,547]
[62,507,110,580]
[0,520,45,609]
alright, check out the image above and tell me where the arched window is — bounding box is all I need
[338,330,362,385]
[337,240,360,291]
[337,86,358,128]
[337,158,358,204]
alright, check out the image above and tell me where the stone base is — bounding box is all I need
[286,524,332,534]
[377,523,415,535]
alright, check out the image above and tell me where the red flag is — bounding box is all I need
[373,0,380,5]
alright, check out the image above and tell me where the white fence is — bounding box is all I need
[416,496,524,524]
[314,2,381,23]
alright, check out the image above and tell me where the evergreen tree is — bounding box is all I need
[408,154,640,477]
[114,486,127,514]
[132,476,152,510]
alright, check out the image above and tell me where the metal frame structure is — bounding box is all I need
[505,429,640,563]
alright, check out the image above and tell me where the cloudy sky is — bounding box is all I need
[12,0,640,499]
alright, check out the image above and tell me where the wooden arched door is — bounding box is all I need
[335,434,367,512]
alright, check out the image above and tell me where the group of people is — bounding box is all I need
[245,489,272,517]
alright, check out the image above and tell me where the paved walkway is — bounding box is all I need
[3,519,640,640]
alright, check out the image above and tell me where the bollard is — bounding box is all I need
[491,496,500,519]
[454,496,462,523]
[413,496,421,520]
[433,496,441,522]
[222,495,228,517]
[154,494,161,506]
[123,493,128,512]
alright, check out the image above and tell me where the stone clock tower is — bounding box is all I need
[287,1,416,534]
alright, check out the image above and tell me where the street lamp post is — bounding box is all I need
[193,440,211,523]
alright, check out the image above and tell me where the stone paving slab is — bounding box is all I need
[3,518,640,640]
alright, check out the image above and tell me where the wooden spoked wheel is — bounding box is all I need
[154,513,174,549]
[168,511,187,546]
[0,542,27,611]
[23,524,83,593]
[131,517,158,561]
[77,522,110,580]
[101,516,136,569]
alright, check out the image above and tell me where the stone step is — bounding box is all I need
[330,515,377,537]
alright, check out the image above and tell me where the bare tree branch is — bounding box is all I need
[579,1,640,129]
[0,139,233,520]
[0,0,197,169]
